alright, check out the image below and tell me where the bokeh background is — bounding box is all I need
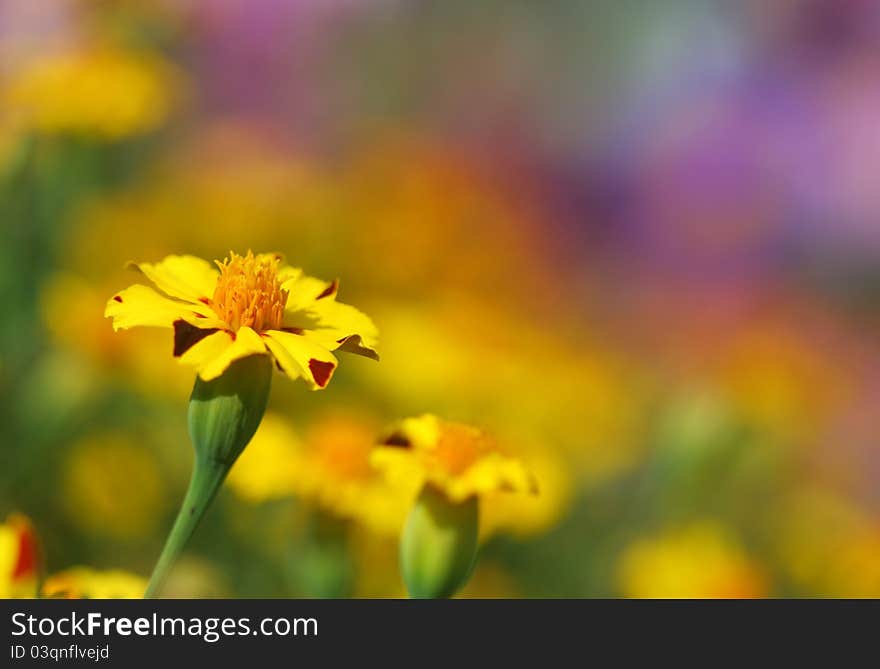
[2,0,880,597]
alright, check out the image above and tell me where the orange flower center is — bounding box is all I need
[212,251,288,331]
[431,423,493,476]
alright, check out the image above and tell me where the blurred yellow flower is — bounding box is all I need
[105,251,378,387]
[229,412,410,535]
[62,434,166,540]
[42,568,146,599]
[5,46,179,139]
[618,522,767,598]
[226,413,301,503]
[0,514,40,598]
[372,414,537,504]
[1,514,145,599]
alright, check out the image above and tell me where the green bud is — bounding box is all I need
[188,353,273,467]
[401,485,478,599]
[145,353,272,598]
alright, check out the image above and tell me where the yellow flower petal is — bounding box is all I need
[370,447,427,493]
[182,326,268,381]
[0,514,40,599]
[42,568,146,599]
[295,300,380,360]
[262,330,338,390]
[394,415,442,448]
[281,272,336,311]
[177,329,235,368]
[276,264,302,285]
[445,454,537,503]
[104,284,224,331]
[130,254,218,304]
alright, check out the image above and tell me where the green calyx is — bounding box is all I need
[188,353,273,467]
[145,354,272,598]
[400,484,479,599]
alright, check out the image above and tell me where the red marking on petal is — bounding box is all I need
[193,312,207,318]
[113,295,123,303]
[381,431,412,449]
[316,279,339,300]
[335,334,380,361]
[308,358,335,388]
[199,297,211,305]
[173,320,219,357]
[12,523,38,580]
[281,327,304,335]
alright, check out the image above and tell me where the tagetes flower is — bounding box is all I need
[0,514,145,599]
[42,569,146,600]
[371,415,537,504]
[374,416,536,598]
[0,514,40,599]
[105,251,378,389]
[5,46,179,139]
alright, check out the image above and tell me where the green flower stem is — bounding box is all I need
[144,455,230,598]
[145,354,272,599]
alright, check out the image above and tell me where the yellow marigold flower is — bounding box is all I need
[42,568,146,599]
[5,46,179,139]
[617,522,767,599]
[371,414,537,504]
[0,514,41,599]
[373,415,536,598]
[0,514,145,599]
[105,251,378,389]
